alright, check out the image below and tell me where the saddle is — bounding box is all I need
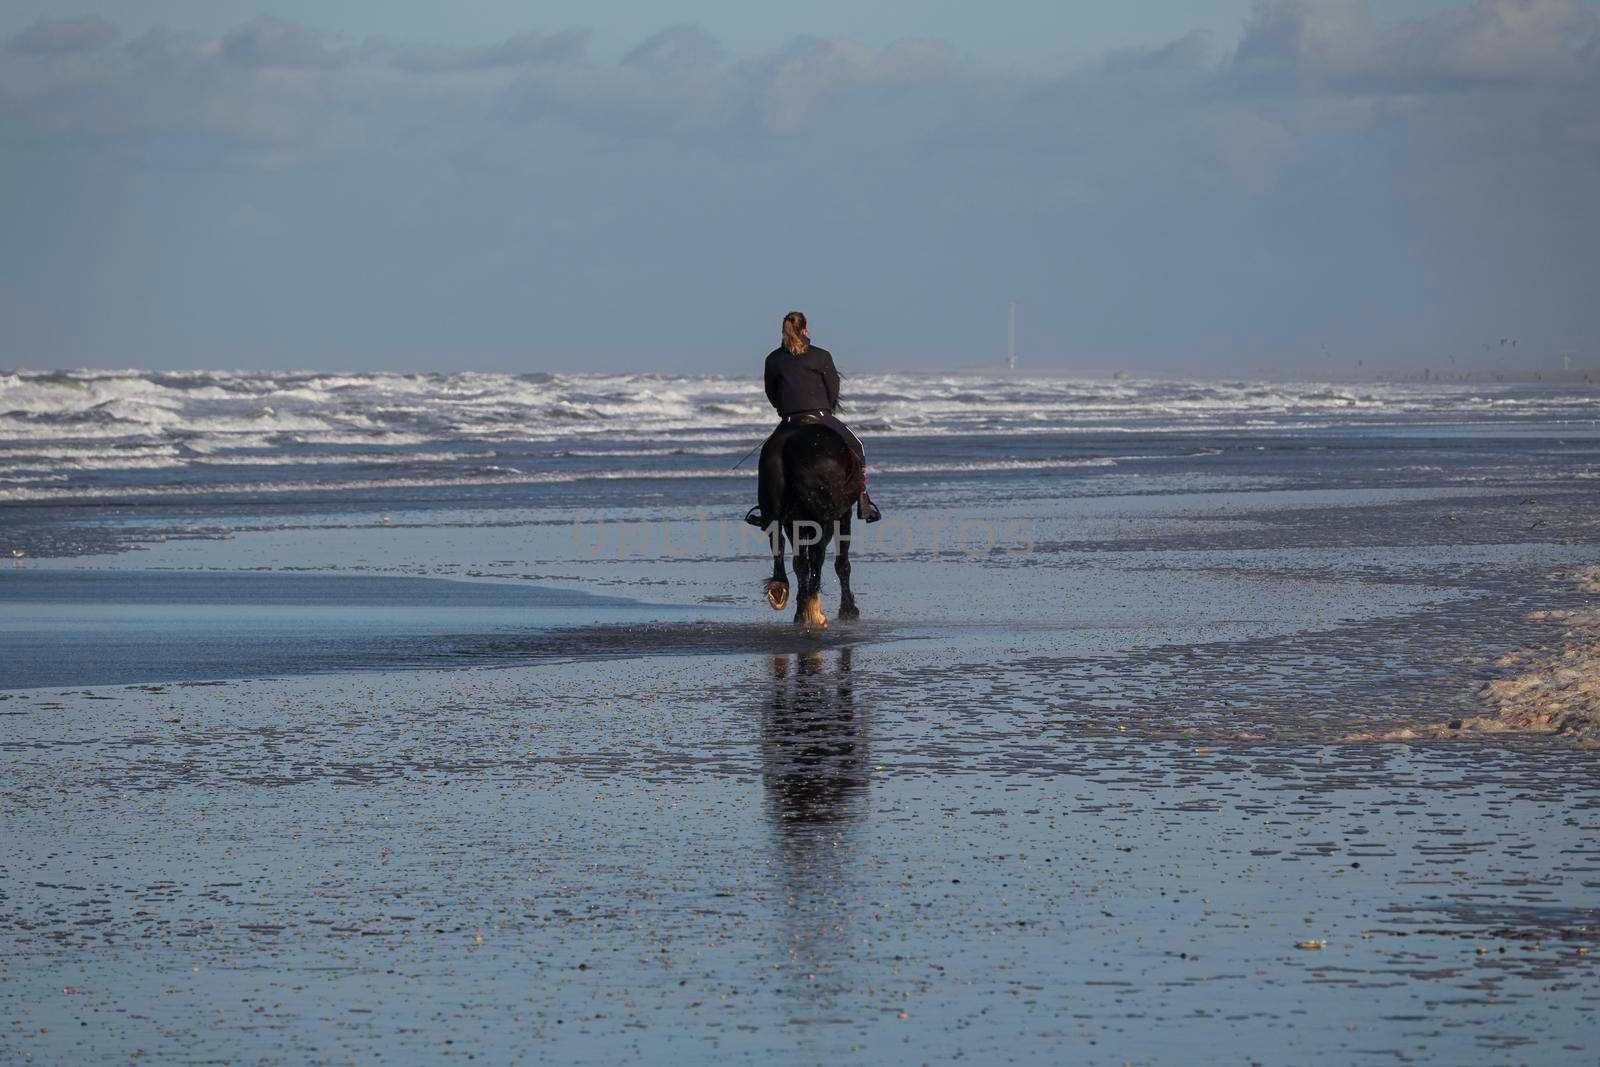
[759,411,838,455]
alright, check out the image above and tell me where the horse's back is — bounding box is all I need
[777,423,857,523]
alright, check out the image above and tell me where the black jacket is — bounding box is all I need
[764,345,840,416]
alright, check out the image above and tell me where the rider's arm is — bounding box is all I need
[764,353,782,412]
[822,351,841,412]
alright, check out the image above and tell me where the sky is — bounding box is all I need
[1,0,1597,373]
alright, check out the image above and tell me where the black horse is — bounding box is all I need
[757,421,861,629]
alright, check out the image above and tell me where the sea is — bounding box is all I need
[1,368,1594,513]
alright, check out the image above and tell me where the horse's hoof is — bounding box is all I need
[796,596,827,630]
[765,581,789,611]
[839,605,861,622]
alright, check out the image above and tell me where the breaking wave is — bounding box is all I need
[1,368,1594,503]
[0,456,1140,502]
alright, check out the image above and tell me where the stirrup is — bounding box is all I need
[857,492,881,523]
[744,505,767,528]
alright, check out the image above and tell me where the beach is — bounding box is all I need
[2,370,1598,1063]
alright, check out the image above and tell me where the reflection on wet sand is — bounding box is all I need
[763,647,868,828]
[761,647,872,1024]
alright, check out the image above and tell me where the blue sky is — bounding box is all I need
[2,2,1597,372]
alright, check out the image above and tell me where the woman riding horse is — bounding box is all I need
[745,311,881,528]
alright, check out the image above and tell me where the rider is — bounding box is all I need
[745,310,882,527]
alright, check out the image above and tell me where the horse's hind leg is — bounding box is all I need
[793,534,828,630]
[759,439,788,611]
[835,514,860,621]
[765,522,788,611]
[791,540,813,626]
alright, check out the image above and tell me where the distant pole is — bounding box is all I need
[1007,302,1017,370]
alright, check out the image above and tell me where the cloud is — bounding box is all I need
[10,8,1588,163]
[1099,31,1213,76]
[1228,0,1600,94]
[0,9,1596,369]
[221,16,346,70]
[497,33,966,147]
[621,25,723,69]
[9,15,118,55]
[393,28,589,74]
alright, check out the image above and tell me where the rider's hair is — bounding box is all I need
[781,311,809,356]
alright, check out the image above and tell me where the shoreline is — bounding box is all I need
[1407,566,1600,746]
[1339,566,1600,748]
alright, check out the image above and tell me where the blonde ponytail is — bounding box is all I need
[781,311,809,356]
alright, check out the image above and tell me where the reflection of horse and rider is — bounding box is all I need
[744,312,881,629]
[761,647,869,1018]
[762,647,869,829]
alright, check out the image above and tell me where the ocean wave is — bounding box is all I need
[0,444,181,461]
[2,369,1595,488]
[875,457,1119,474]
[0,445,494,474]
[289,431,435,446]
[4,367,1590,428]
[553,446,737,458]
[0,454,1133,502]
[0,455,189,472]
[188,449,495,467]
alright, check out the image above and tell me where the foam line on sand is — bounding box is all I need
[1351,566,1600,746]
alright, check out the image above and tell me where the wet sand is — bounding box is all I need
[3,480,1599,1063]
[3,655,1597,1064]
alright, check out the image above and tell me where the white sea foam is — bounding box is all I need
[0,468,743,501]
[875,457,1119,474]
[0,455,189,472]
[0,445,181,461]
[553,446,738,457]
[289,431,434,446]
[0,443,491,473]
[0,455,1132,501]
[184,434,281,454]
[6,368,1589,445]
[3,368,1594,491]
[188,450,494,467]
